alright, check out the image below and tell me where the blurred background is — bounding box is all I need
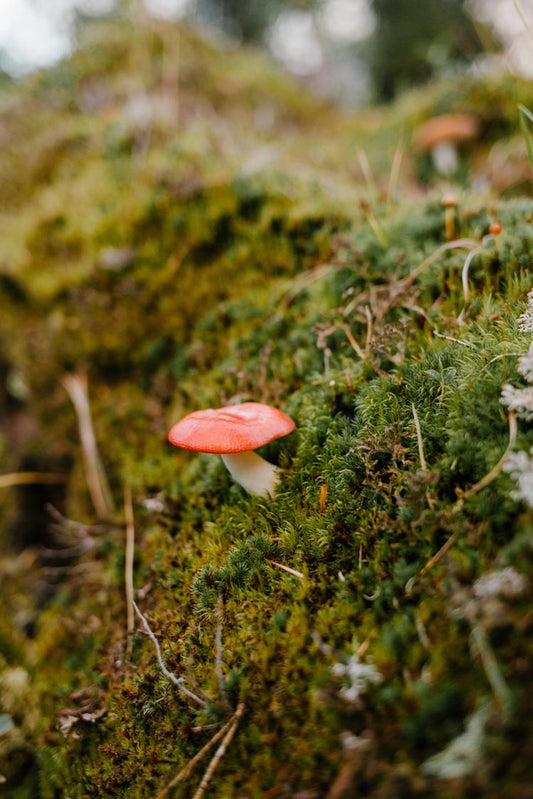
[1,0,531,107]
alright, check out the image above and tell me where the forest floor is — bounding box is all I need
[1,15,533,799]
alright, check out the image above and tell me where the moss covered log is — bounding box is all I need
[2,15,533,799]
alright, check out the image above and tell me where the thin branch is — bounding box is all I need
[132,601,206,706]
[124,488,135,655]
[191,703,245,799]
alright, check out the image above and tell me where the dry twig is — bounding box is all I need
[132,601,206,706]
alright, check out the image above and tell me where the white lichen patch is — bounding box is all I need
[503,450,533,509]
[501,289,533,502]
[421,704,490,779]
[473,566,528,600]
[332,655,382,703]
[517,290,533,334]
[501,383,533,421]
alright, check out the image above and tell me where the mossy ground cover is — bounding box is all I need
[2,15,533,799]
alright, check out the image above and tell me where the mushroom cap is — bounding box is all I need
[441,192,458,208]
[168,402,295,454]
[413,113,479,151]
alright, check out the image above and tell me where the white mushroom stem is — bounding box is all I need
[221,451,281,497]
[431,140,459,175]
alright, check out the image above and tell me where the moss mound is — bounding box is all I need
[2,15,533,799]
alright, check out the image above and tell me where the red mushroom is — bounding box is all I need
[168,402,295,497]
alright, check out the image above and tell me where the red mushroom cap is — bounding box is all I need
[168,402,295,454]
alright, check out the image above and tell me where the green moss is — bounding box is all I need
[2,11,533,799]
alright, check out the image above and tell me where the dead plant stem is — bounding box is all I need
[124,487,135,655]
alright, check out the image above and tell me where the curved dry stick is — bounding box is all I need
[132,601,206,707]
[404,238,479,286]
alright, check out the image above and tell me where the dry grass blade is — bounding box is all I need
[356,147,377,198]
[416,411,518,581]
[215,597,230,710]
[0,472,67,489]
[404,238,479,286]
[459,411,517,500]
[411,403,427,472]
[62,373,114,519]
[267,559,305,579]
[191,703,245,799]
[386,140,404,207]
[418,530,459,578]
[156,718,234,799]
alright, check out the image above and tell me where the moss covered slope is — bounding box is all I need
[2,15,533,799]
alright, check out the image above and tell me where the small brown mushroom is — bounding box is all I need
[442,192,459,241]
[413,113,479,175]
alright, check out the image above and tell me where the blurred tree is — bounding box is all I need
[194,0,318,43]
[367,0,490,101]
